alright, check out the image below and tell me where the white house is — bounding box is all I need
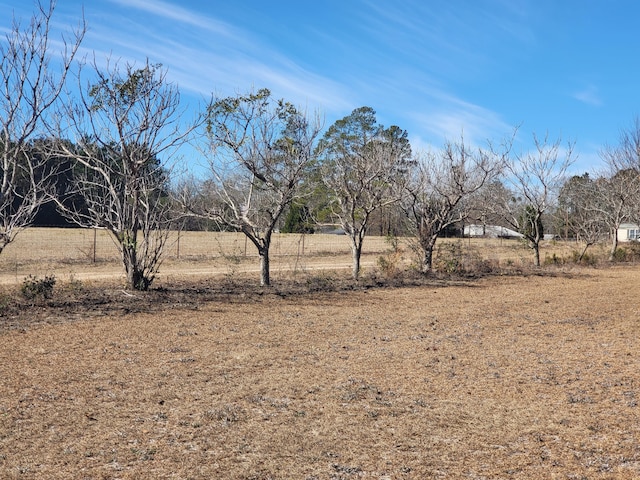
[618,223,640,242]
[464,224,524,239]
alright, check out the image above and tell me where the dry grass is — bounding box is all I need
[1,263,640,478]
[0,227,614,285]
[0,229,393,264]
[0,229,392,284]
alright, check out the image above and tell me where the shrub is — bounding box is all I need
[377,235,404,279]
[570,249,599,266]
[433,241,498,276]
[544,253,565,266]
[434,241,463,274]
[614,242,640,262]
[620,241,640,262]
[467,257,499,275]
[0,292,11,315]
[66,274,84,293]
[21,274,56,301]
[613,247,626,262]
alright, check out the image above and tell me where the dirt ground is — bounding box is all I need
[1,265,640,479]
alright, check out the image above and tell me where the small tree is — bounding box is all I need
[520,203,544,246]
[598,118,640,260]
[587,169,640,261]
[281,201,314,234]
[556,173,608,261]
[185,89,322,286]
[492,133,574,266]
[316,107,411,280]
[0,1,84,253]
[404,136,506,273]
[55,60,192,290]
[556,173,591,240]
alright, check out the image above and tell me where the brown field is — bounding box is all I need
[0,229,394,284]
[1,229,640,479]
[0,227,609,284]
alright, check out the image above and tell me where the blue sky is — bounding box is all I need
[3,0,640,173]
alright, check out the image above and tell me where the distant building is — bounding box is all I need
[464,224,524,239]
[618,223,640,242]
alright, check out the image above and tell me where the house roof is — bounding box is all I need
[464,224,523,238]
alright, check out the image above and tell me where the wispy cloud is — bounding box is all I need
[105,0,232,35]
[371,69,517,148]
[410,101,514,148]
[76,0,536,141]
[489,0,535,44]
[573,84,603,107]
[83,1,353,115]
[0,0,629,175]
[347,0,530,147]
[359,0,535,78]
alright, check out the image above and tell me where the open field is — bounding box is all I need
[0,228,391,285]
[0,227,611,285]
[1,254,640,478]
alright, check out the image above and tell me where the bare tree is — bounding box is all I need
[597,117,640,259]
[183,89,322,286]
[570,207,608,263]
[316,107,411,280]
[0,1,84,253]
[404,136,507,273]
[584,169,639,261]
[557,173,608,262]
[55,59,193,290]
[492,133,575,266]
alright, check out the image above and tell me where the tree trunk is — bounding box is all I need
[609,231,619,261]
[259,246,270,286]
[350,241,362,281]
[421,247,434,274]
[122,242,152,291]
[533,241,541,267]
[418,233,438,274]
[578,243,589,263]
[128,266,151,291]
[123,246,137,290]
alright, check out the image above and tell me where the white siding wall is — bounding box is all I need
[618,224,640,242]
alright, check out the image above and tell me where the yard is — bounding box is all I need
[0,227,605,285]
[1,252,639,478]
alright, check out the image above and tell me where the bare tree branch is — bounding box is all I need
[0,0,84,252]
[596,117,640,259]
[182,89,322,286]
[317,107,411,280]
[404,134,508,273]
[492,133,575,266]
[54,59,195,290]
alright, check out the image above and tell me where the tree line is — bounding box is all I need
[3,2,640,290]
